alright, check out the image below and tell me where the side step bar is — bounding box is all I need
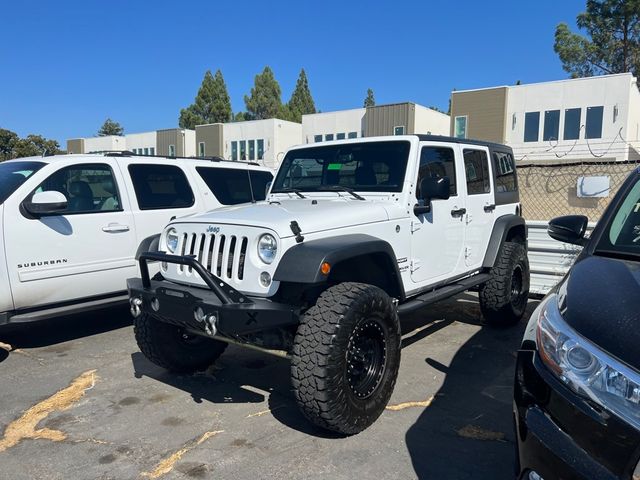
[397,273,492,315]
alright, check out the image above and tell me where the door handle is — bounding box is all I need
[450,208,466,217]
[102,223,130,233]
[484,204,496,212]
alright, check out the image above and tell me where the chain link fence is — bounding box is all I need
[518,159,639,222]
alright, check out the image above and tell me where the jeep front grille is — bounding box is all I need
[177,232,248,282]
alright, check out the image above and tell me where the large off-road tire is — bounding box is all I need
[134,313,227,373]
[291,282,401,435]
[479,242,530,327]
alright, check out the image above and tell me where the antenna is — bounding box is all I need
[246,168,256,203]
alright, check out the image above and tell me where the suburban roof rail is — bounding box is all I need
[94,150,266,167]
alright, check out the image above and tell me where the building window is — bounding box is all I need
[240,140,247,160]
[543,110,560,142]
[348,132,357,139]
[563,108,581,140]
[231,141,238,161]
[336,133,346,140]
[248,140,255,160]
[198,142,205,157]
[325,134,334,141]
[168,144,176,157]
[257,139,264,160]
[586,106,604,139]
[394,126,405,136]
[150,147,155,156]
[144,147,149,156]
[524,112,540,142]
[314,135,323,143]
[454,116,467,139]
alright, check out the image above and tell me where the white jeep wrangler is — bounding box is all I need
[128,135,529,435]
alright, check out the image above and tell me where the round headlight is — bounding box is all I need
[257,234,277,264]
[166,228,179,253]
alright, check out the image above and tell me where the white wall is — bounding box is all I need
[273,120,303,169]
[413,105,450,135]
[183,129,196,157]
[83,135,125,153]
[126,131,157,154]
[302,108,365,143]
[505,73,636,162]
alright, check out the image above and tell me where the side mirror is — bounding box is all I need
[23,191,68,216]
[548,215,589,246]
[414,177,450,215]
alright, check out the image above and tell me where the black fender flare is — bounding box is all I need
[135,234,161,260]
[274,234,405,300]
[482,214,527,268]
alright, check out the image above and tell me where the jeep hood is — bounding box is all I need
[172,199,390,237]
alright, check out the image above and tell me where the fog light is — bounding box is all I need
[259,271,271,287]
[130,297,143,318]
[151,297,160,312]
[194,306,205,323]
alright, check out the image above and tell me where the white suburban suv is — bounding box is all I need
[0,152,272,323]
[128,135,529,434]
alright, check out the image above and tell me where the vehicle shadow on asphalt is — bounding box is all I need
[404,297,539,480]
[0,306,132,363]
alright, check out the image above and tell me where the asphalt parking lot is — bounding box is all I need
[0,294,539,480]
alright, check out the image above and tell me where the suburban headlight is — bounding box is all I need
[536,294,640,430]
[257,234,277,264]
[166,228,179,254]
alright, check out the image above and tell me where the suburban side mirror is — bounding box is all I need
[414,177,450,215]
[548,215,589,246]
[23,191,68,216]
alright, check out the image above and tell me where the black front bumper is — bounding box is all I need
[127,252,298,337]
[514,349,640,480]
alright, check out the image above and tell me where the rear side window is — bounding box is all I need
[417,146,457,198]
[463,149,491,195]
[492,152,517,193]
[33,163,121,214]
[128,164,194,210]
[196,167,274,205]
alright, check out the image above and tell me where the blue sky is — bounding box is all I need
[0,0,586,145]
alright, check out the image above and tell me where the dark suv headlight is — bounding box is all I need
[536,294,640,430]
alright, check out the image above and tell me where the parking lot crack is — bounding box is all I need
[385,396,434,411]
[0,369,97,453]
[140,430,224,479]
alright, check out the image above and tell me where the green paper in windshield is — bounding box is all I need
[327,163,342,170]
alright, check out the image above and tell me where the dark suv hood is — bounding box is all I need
[559,255,640,369]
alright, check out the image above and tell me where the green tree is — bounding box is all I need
[12,135,62,158]
[98,118,124,136]
[554,0,640,78]
[179,70,233,129]
[0,128,19,161]
[244,66,283,120]
[363,88,375,107]
[285,69,316,123]
[232,111,250,122]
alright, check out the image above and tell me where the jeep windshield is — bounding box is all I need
[0,161,45,204]
[271,141,410,194]
[595,175,640,260]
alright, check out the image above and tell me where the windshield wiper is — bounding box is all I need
[275,188,306,199]
[321,185,365,201]
[593,249,640,261]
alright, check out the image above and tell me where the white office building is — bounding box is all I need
[450,73,640,163]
